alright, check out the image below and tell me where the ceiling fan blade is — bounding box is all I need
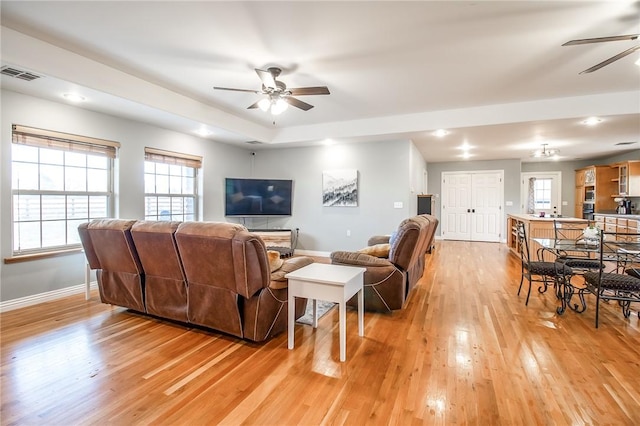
[579,45,640,74]
[562,34,639,46]
[284,97,314,111]
[213,86,260,93]
[289,86,331,96]
[247,100,261,109]
[255,69,276,89]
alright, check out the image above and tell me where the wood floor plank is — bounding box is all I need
[2,240,640,425]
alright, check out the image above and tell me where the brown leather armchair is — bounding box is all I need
[79,219,145,312]
[330,214,438,312]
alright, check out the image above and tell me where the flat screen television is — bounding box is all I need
[224,178,293,217]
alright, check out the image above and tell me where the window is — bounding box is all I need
[144,147,201,221]
[534,178,552,209]
[11,125,118,255]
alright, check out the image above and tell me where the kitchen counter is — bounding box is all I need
[507,214,587,223]
[594,213,640,219]
[506,214,588,260]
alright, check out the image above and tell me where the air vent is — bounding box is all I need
[1,66,42,81]
[615,141,637,146]
[246,141,263,145]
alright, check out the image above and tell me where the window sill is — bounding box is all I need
[4,248,84,264]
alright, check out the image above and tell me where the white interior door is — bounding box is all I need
[442,173,472,240]
[471,172,502,242]
[442,171,503,242]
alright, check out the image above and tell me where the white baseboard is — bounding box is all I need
[295,249,331,258]
[0,282,97,313]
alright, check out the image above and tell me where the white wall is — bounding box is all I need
[1,90,251,301]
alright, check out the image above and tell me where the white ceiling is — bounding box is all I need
[1,0,639,163]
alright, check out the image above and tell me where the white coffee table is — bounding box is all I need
[286,263,366,362]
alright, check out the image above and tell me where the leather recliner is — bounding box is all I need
[130,221,188,322]
[79,219,145,313]
[330,214,438,312]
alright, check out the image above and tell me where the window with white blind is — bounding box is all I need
[144,147,201,221]
[11,125,118,255]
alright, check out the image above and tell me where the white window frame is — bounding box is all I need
[10,125,118,256]
[144,147,201,222]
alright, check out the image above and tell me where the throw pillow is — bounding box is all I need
[358,243,391,258]
[267,250,284,272]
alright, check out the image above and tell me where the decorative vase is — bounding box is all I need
[583,226,600,245]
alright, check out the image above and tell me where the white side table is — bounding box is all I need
[286,263,366,362]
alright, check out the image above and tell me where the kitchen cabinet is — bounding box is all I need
[612,161,640,197]
[575,165,617,215]
[594,214,640,241]
[574,169,585,218]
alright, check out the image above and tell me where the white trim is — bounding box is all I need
[295,249,331,258]
[0,282,98,313]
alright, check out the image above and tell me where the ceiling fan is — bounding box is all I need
[562,33,639,74]
[214,67,330,114]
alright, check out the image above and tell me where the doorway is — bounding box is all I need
[441,170,504,242]
[520,172,562,216]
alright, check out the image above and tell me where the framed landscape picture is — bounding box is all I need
[322,169,358,207]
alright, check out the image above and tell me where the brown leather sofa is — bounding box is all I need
[330,214,438,312]
[79,219,313,342]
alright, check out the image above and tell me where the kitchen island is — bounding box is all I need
[506,214,588,261]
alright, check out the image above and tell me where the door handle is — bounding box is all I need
[467,209,471,213]
[472,209,476,213]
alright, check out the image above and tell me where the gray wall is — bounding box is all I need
[1,90,250,301]
[234,139,416,252]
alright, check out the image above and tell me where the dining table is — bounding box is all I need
[532,236,640,315]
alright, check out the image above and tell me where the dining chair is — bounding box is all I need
[582,230,640,328]
[516,222,572,306]
[552,219,604,277]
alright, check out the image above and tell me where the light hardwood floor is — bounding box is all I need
[2,241,639,425]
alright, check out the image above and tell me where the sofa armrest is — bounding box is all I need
[368,235,391,246]
[269,256,314,289]
[330,251,392,267]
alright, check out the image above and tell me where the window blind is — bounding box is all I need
[144,147,202,169]
[12,124,120,158]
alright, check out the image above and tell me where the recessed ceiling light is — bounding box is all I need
[433,129,449,137]
[582,117,602,126]
[194,128,212,137]
[62,93,85,102]
[322,138,336,146]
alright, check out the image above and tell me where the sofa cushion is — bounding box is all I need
[330,251,392,267]
[267,250,284,272]
[269,256,315,289]
[358,243,391,258]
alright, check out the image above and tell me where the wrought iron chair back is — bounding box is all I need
[516,222,571,306]
[581,230,640,327]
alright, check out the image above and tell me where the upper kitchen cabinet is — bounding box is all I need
[611,161,640,197]
[577,165,617,213]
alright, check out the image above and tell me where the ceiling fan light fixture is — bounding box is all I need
[271,98,288,115]
[258,97,271,112]
[531,143,560,158]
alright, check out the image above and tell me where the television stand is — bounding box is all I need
[249,228,298,258]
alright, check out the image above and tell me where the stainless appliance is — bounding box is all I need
[584,189,595,203]
[583,203,594,220]
[616,199,632,214]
